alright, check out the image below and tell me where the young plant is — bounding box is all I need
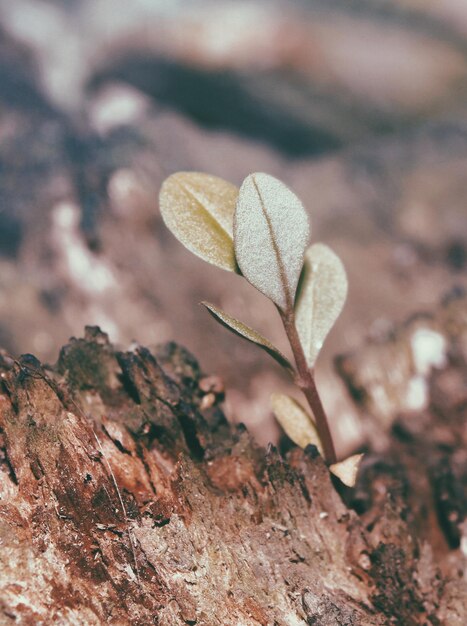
[159,171,361,482]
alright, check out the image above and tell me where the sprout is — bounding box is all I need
[159,170,360,475]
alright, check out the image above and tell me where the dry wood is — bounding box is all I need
[0,292,466,625]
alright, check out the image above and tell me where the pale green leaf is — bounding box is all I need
[329,453,363,487]
[234,173,310,310]
[271,393,323,454]
[159,172,239,272]
[201,301,294,372]
[295,243,348,367]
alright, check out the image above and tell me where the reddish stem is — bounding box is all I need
[279,309,337,464]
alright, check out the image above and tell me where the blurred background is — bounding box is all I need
[0,0,466,454]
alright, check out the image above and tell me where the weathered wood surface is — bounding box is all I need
[1,291,466,625]
[338,289,467,625]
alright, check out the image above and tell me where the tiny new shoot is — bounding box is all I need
[159,171,362,483]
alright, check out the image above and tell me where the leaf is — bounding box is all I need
[270,393,323,454]
[159,172,239,272]
[295,243,348,367]
[234,173,310,310]
[201,301,294,372]
[329,454,363,487]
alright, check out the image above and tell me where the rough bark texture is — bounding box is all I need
[1,291,466,625]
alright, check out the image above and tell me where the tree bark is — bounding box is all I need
[0,292,466,625]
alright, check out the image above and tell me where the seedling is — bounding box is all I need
[160,171,362,481]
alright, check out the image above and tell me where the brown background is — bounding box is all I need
[0,0,466,453]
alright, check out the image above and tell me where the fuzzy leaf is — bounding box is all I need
[202,301,293,372]
[329,454,363,487]
[271,393,323,453]
[295,243,348,367]
[234,173,310,310]
[159,172,239,271]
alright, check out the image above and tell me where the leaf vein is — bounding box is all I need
[180,182,233,242]
[251,174,292,310]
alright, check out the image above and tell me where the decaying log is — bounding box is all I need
[0,290,466,624]
[338,289,467,625]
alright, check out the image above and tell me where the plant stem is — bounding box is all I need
[279,309,337,464]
